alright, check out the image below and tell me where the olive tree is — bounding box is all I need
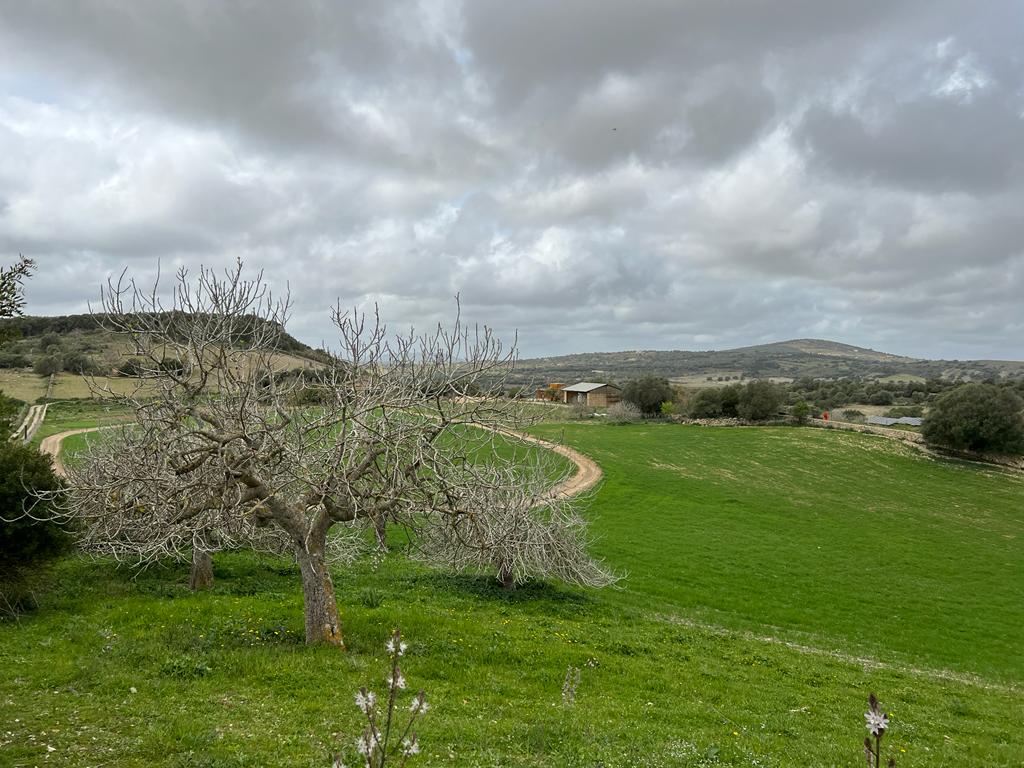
[922,383,1024,454]
[39,263,612,646]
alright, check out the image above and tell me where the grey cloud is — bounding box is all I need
[798,94,1024,193]
[1,0,1023,362]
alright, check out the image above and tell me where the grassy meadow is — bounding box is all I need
[1,419,1022,766]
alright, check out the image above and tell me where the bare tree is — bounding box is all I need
[40,262,612,646]
[415,454,616,590]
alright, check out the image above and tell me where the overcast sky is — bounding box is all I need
[1,1,1022,360]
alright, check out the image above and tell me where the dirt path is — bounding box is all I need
[497,429,603,499]
[39,426,104,477]
[39,423,604,498]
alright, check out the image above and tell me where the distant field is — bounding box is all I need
[2,420,1022,766]
[31,400,133,446]
[876,373,927,383]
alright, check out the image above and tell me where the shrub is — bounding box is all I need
[688,388,722,418]
[61,350,102,375]
[737,380,784,421]
[869,390,894,406]
[719,384,741,417]
[33,354,62,377]
[841,409,866,421]
[606,401,642,424]
[885,405,923,418]
[0,442,69,617]
[622,376,674,415]
[922,383,1024,454]
[791,400,811,425]
[115,357,146,376]
[0,350,30,368]
[568,401,592,420]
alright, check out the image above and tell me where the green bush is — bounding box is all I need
[0,349,30,368]
[737,380,784,422]
[791,400,811,425]
[0,442,69,617]
[33,354,62,377]
[869,390,894,406]
[922,383,1024,454]
[622,376,674,415]
[885,405,924,418]
[689,388,723,418]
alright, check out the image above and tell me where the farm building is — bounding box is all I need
[560,382,622,407]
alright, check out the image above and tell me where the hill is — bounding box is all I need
[512,338,1024,386]
[0,313,330,402]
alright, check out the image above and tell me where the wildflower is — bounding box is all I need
[401,735,420,756]
[865,710,889,737]
[387,669,406,690]
[409,692,429,713]
[355,733,373,756]
[354,688,376,715]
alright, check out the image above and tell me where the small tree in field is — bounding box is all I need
[37,263,612,646]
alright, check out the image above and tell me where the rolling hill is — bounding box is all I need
[512,338,1024,387]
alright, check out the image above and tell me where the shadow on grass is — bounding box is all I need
[417,571,596,607]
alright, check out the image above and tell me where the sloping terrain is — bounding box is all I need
[513,338,1024,385]
[1,421,1021,766]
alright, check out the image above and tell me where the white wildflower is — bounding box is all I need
[355,732,376,756]
[387,671,406,690]
[402,736,420,756]
[354,689,376,714]
[385,636,407,656]
[409,694,429,714]
[865,710,888,736]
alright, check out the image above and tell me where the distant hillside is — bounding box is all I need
[0,313,331,375]
[512,338,1024,387]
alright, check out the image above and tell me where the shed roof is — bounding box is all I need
[867,416,922,426]
[562,381,620,393]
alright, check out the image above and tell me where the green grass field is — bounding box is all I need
[29,400,133,446]
[2,421,1022,766]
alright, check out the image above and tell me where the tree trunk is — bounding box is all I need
[296,545,344,647]
[498,563,516,591]
[189,549,214,591]
[373,514,389,551]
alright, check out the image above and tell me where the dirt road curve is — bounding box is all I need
[498,429,603,499]
[39,427,103,477]
[38,425,604,498]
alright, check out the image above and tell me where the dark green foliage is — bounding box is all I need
[869,390,895,405]
[621,375,674,415]
[0,441,69,616]
[61,349,102,375]
[115,357,145,376]
[885,405,924,418]
[0,257,34,330]
[0,392,22,436]
[689,387,724,418]
[736,380,784,421]
[922,383,1024,454]
[791,400,811,424]
[718,384,741,417]
[0,349,31,368]
[32,354,62,376]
